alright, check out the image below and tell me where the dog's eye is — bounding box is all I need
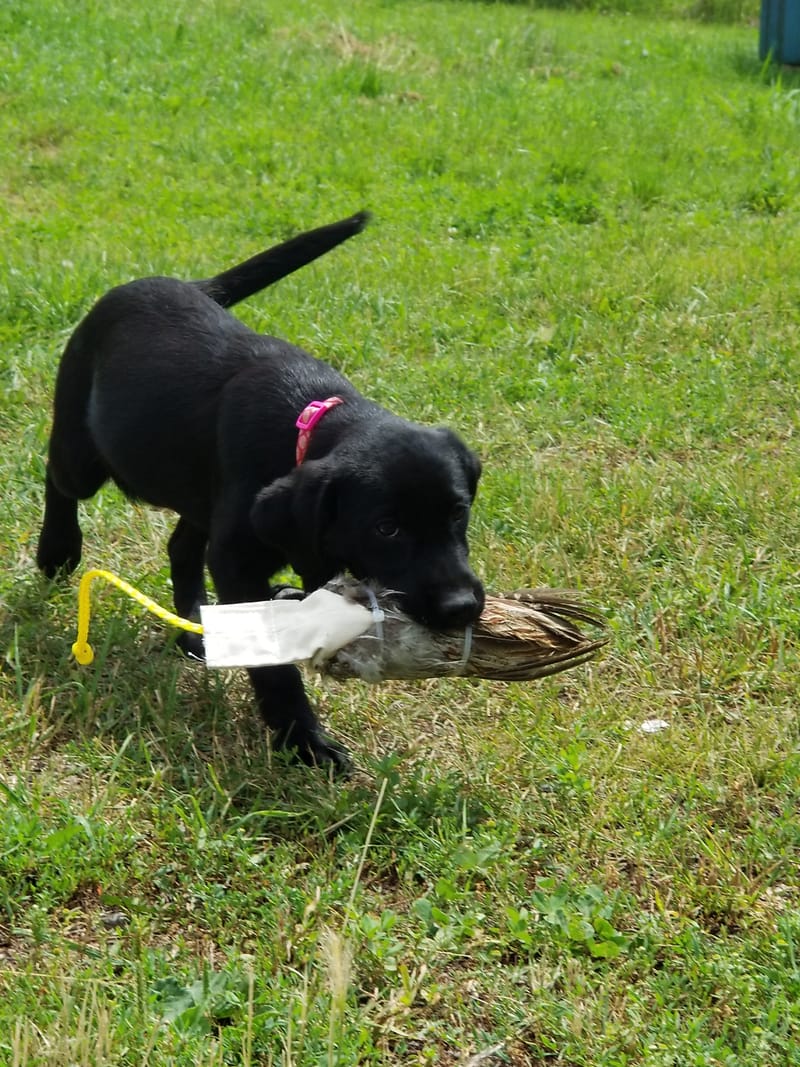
[375,519,400,539]
[451,504,468,524]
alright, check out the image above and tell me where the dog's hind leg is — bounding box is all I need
[36,468,84,578]
[168,516,208,660]
[36,440,108,578]
[37,331,110,577]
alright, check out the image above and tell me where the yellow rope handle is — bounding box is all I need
[73,568,204,665]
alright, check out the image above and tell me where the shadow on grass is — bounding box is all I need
[1,573,494,846]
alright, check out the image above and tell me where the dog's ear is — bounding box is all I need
[249,460,340,582]
[436,428,482,500]
[462,446,482,500]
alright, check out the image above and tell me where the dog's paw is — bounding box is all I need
[273,727,353,776]
[176,630,206,661]
[36,529,82,579]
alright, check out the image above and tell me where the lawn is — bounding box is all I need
[1,0,799,1064]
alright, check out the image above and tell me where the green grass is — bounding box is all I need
[2,0,800,1063]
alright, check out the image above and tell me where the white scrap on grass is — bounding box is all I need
[638,718,670,735]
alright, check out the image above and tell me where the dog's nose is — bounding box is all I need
[435,588,484,630]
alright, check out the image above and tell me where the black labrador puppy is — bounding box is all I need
[37,212,485,771]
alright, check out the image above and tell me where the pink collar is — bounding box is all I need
[295,396,343,464]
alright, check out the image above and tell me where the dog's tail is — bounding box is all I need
[194,211,370,309]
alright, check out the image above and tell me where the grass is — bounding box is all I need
[2,0,800,1063]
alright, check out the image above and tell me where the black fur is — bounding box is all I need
[37,212,484,771]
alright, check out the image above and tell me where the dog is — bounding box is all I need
[37,212,485,771]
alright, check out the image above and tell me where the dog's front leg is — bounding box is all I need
[207,514,351,773]
[168,516,209,660]
[247,663,351,772]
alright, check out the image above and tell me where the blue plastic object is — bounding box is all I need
[760,0,800,65]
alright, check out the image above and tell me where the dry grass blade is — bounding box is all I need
[321,582,609,683]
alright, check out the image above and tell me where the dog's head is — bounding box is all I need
[250,421,484,629]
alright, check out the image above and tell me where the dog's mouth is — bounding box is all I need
[332,573,484,631]
[397,586,485,632]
